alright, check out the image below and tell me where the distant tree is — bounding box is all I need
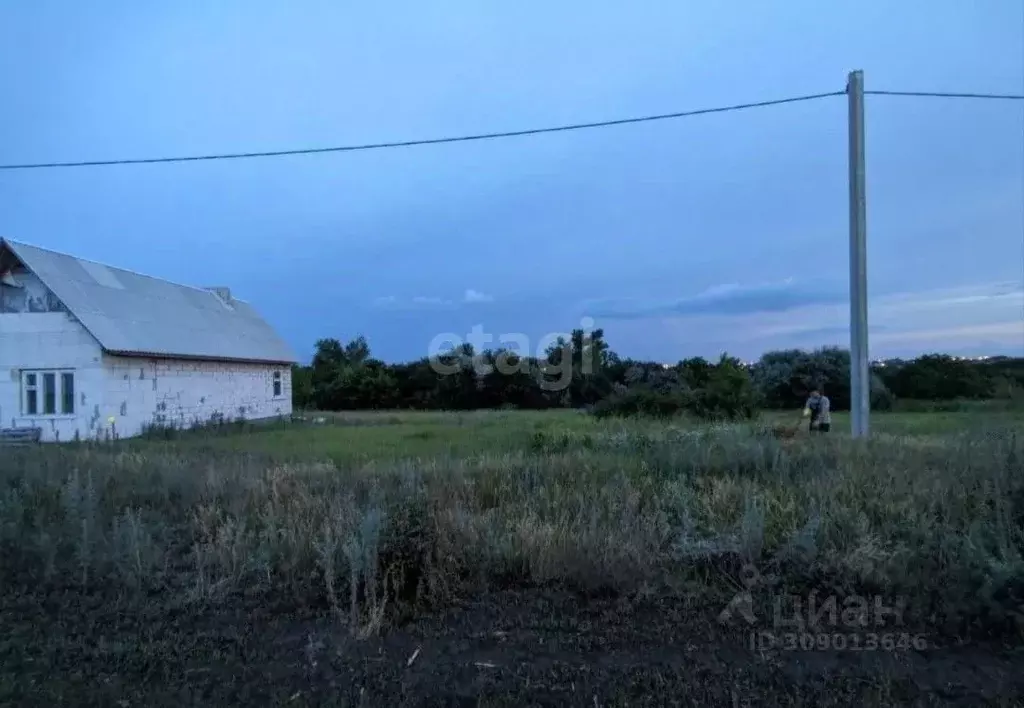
[296,328,1016,414]
[478,349,552,409]
[309,336,398,410]
[750,347,893,411]
[542,328,616,407]
[291,364,314,409]
[310,338,347,410]
[882,354,994,400]
[431,344,479,410]
[391,358,444,409]
[677,356,714,389]
[343,336,371,366]
[594,352,758,421]
[685,354,760,420]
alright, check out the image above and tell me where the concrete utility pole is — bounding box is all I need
[847,70,870,438]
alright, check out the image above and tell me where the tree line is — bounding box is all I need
[291,329,1024,419]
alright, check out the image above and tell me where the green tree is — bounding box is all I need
[291,364,314,409]
[750,347,894,411]
[309,336,397,410]
[685,354,760,420]
[431,343,479,410]
[883,354,994,400]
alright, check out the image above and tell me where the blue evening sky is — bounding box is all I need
[2,1,1022,364]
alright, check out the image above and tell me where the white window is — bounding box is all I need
[23,373,38,415]
[22,370,75,416]
[272,370,282,397]
[61,372,75,414]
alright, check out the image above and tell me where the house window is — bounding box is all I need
[272,370,282,397]
[22,370,74,416]
[42,373,56,414]
[61,373,75,414]
[24,373,38,415]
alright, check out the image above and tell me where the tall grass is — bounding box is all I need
[2,417,1022,638]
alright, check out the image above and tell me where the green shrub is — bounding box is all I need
[870,374,895,412]
[591,388,687,419]
[593,356,758,421]
[685,357,760,421]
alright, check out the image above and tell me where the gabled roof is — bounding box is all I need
[1,239,297,364]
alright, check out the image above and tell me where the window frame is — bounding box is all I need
[61,372,75,415]
[24,372,38,415]
[272,370,282,398]
[42,372,56,415]
[22,369,76,417]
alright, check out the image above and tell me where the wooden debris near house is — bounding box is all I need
[0,427,43,446]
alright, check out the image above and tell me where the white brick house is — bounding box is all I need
[0,239,297,442]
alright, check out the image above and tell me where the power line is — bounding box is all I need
[866,89,1024,100]
[3,87,1020,171]
[0,90,844,171]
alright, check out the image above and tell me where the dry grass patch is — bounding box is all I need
[1,416,1022,640]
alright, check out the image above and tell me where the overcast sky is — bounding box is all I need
[2,1,1022,364]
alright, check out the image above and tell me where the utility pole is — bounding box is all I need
[847,70,870,438]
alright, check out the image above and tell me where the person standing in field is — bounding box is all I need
[803,387,831,433]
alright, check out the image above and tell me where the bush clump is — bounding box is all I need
[593,356,759,421]
[592,388,687,419]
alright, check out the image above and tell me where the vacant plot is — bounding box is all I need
[2,410,1023,706]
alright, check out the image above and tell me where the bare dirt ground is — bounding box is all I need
[3,587,1022,707]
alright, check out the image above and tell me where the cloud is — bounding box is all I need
[371,288,495,310]
[757,324,892,341]
[869,281,1024,315]
[591,280,1023,362]
[751,282,1023,356]
[586,278,845,320]
[871,322,1024,345]
[412,295,452,306]
[463,288,494,304]
[372,294,453,310]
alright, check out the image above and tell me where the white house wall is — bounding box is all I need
[102,356,292,437]
[0,310,107,441]
[2,311,293,442]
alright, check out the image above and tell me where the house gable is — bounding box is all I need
[2,241,295,442]
[0,242,68,314]
[1,239,297,365]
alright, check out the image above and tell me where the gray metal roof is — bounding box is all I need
[2,239,298,364]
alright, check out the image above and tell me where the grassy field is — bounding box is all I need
[2,408,1024,706]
